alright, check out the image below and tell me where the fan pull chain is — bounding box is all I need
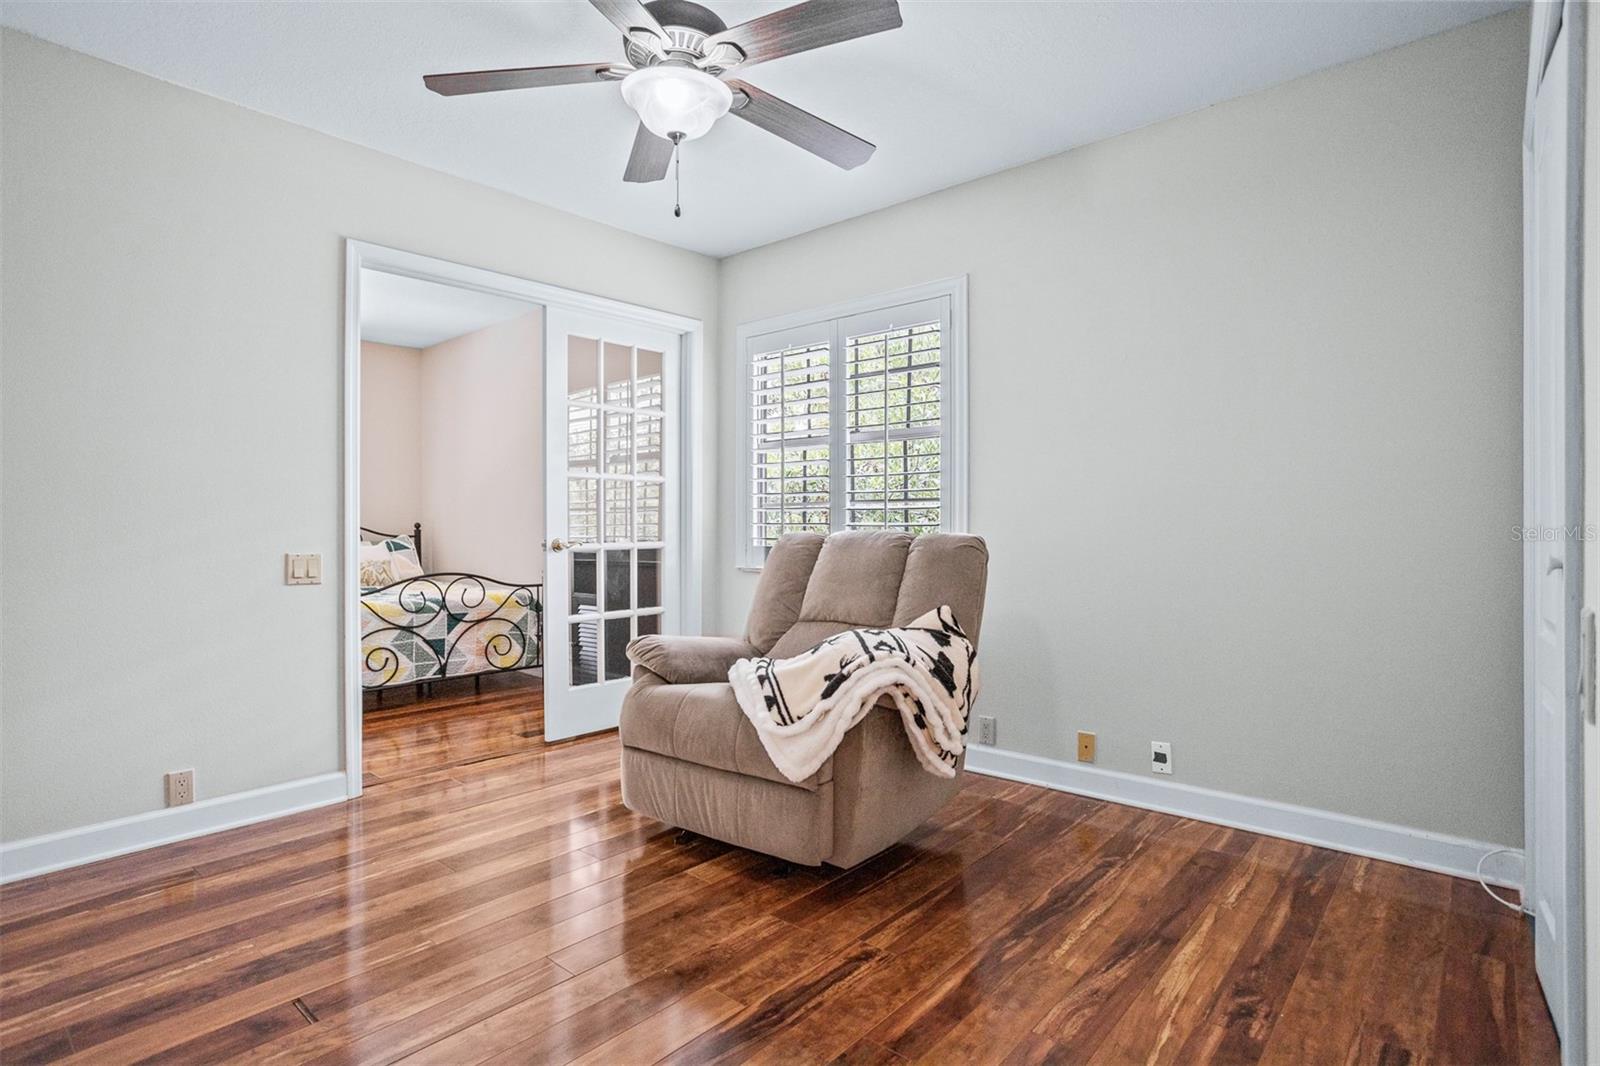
[671,133,683,218]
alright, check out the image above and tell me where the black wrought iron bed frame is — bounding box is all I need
[359,522,543,696]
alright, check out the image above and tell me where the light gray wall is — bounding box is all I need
[713,11,1528,846]
[0,30,719,842]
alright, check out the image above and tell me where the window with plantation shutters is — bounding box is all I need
[749,341,832,550]
[843,320,942,534]
[738,282,966,569]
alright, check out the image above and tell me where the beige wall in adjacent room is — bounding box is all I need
[0,28,718,842]
[713,11,1528,846]
[418,311,545,581]
[360,316,545,581]
[359,341,424,538]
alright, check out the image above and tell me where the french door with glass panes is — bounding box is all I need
[543,308,680,740]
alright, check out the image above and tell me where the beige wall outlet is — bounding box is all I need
[1077,731,1096,763]
[164,769,194,807]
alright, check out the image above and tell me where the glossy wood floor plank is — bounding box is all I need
[361,672,550,784]
[0,681,1560,1065]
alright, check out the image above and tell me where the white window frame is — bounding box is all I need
[735,276,968,570]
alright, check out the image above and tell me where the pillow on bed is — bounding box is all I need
[383,537,425,579]
[359,557,395,589]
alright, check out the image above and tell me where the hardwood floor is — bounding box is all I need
[361,672,553,786]
[0,681,1560,1065]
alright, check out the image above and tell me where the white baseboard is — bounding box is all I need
[0,772,349,884]
[965,746,1525,891]
[1,751,1521,893]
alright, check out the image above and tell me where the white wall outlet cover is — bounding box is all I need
[1151,741,1173,775]
[976,716,997,746]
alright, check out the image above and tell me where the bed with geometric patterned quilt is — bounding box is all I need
[358,524,543,692]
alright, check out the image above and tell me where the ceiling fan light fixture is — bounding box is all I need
[620,65,732,142]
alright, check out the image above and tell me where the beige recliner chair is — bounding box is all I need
[620,530,989,867]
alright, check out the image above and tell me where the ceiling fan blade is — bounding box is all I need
[424,62,620,96]
[725,80,875,170]
[589,0,668,43]
[705,0,901,69]
[623,124,675,183]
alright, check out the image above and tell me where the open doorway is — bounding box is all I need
[341,242,705,797]
[355,268,547,785]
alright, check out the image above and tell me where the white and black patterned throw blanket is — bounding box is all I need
[727,606,980,784]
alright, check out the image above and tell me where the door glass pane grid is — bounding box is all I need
[637,414,664,475]
[638,548,661,609]
[569,550,599,686]
[604,411,633,474]
[575,607,666,621]
[567,336,600,403]
[568,405,599,472]
[568,478,599,544]
[637,349,664,410]
[603,342,632,407]
[566,334,671,687]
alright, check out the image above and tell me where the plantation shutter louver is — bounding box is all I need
[843,318,942,534]
[749,337,832,551]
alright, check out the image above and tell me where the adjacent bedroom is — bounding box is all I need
[356,268,547,784]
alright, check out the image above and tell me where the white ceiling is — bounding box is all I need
[3,1,1518,258]
[360,269,535,349]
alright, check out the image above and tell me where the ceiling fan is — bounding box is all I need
[423,0,902,187]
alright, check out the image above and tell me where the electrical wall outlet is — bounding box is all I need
[1151,741,1172,775]
[165,769,195,806]
[1076,731,1096,763]
[976,716,997,746]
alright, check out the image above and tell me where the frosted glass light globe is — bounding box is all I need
[620,65,733,142]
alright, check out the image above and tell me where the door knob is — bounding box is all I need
[1548,554,1565,574]
[550,538,571,553]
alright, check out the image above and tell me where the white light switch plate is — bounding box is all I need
[284,553,322,585]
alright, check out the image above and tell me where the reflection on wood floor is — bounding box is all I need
[361,671,552,785]
[0,678,1561,1064]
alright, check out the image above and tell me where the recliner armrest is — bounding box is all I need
[626,634,758,685]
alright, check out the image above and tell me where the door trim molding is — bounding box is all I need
[1522,4,1588,1058]
[966,746,1525,889]
[341,240,706,797]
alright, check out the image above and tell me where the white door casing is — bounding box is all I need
[543,307,682,741]
[1525,11,1587,1057]
[341,240,704,789]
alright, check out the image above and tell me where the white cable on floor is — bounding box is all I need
[1477,847,1526,913]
